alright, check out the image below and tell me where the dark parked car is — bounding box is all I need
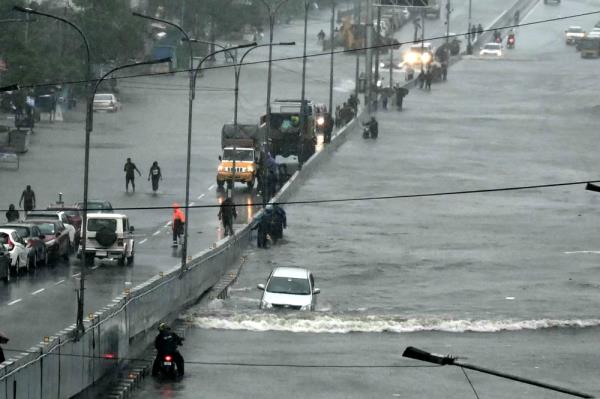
[0,244,10,282]
[0,223,48,268]
[46,205,82,244]
[28,220,70,262]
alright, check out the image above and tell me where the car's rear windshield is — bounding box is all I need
[37,223,55,235]
[568,28,583,33]
[94,94,113,101]
[88,219,117,232]
[484,44,501,50]
[88,202,111,211]
[266,277,311,295]
[27,213,57,219]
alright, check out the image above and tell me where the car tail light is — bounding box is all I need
[117,238,123,247]
[164,355,172,362]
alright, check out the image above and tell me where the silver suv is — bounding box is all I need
[78,213,134,266]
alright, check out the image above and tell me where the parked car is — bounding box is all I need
[93,93,121,112]
[0,243,11,282]
[78,213,134,266]
[257,267,320,311]
[73,200,113,213]
[26,210,77,250]
[0,228,28,273]
[46,205,82,243]
[28,220,70,262]
[0,223,48,268]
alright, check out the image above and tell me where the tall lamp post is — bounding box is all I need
[258,0,291,205]
[328,0,336,122]
[402,347,595,398]
[14,5,92,334]
[133,12,196,272]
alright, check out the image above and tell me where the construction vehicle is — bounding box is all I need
[216,124,263,190]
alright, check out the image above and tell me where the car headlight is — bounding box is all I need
[379,62,385,68]
[299,304,311,311]
[317,116,325,126]
[261,300,273,309]
[479,50,485,55]
[248,165,255,172]
[405,52,417,64]
[218,164,224,172]
[421,53,432,63]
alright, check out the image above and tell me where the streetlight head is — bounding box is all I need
[279,41,296,45]
[585,183,600,193]
[236,42,257,49]
[13,5,34,13]
[402,346,455,365]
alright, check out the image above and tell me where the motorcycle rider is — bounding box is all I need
[152,323,184,377]
[507,29,516,47]
[493,29,502,43]
[363,116,378,138]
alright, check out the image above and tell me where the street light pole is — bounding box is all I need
[467,0,473,54]
[232,42,295,128]
[328,0,335,119]
[354,0,361,100]
[133,12,195,272]
[14,5,92,335]
[445,0,451,44]
[258,0,290,206]
[299,0,309,167]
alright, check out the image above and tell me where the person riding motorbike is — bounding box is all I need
[152,323,184,377]
[507,30,516,48]
[363,117,378,139]
[493,29,502,43]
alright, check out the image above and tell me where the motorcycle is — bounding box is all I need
[507,35,515,49]
[362,126,370,139]
[156,353,181,379]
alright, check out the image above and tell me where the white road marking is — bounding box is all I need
[165,221,172,227]
[564,251,600,254]
[31,288,45,295]
[54,279,65,286]
[208,184,216,190]
[72,273,81,277]
[91,265,100,270]
[189,202,195,206]
[8,299,22,306]
[139,238,148,244]
[197,194,205,199]
[153,231,161,236]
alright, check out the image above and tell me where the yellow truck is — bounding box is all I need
[216,124,263,190]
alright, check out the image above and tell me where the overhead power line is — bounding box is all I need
[2,179,598,213]
[1,347,440,368]
[3,10,600,91]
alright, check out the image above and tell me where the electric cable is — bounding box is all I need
[3,10,599,91]
[0,347,440,368]
[1,179,597,213]
[461,367,481,399]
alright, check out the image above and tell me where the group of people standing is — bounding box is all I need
[123,158,162,193]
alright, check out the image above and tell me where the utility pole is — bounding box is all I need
[328,0,335,118]
[445,0,451,44]
[420,8,425,72]
[467,0,473,54]
[354,0,361,100]
[374,5,381,97]
[365,0,373,113]
[299,0,309,167]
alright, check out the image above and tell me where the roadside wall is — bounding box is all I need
[0,1,538,397]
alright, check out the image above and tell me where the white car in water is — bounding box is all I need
[93,93,121,112]
[257,267,320,311]
[480,42,502,57]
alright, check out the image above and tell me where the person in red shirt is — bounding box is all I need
[172,203,185,246]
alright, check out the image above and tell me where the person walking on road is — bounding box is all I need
[395,85,409,111]
[124,157,141,193]
[19,185,36,214]
[218,196,237,237]
[425,69,433,91]
[148,161,162,193]
[5,204,19,222]
[172,202,185,246]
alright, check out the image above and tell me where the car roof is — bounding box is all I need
[272,267,310,279]
[484,42,501,46]
[568,26,583,30]
[87,213,127,219]
[28,219,59,224]
[0,228,19,234]
[1,223,37,228]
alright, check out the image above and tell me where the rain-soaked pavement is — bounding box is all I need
[124,1,600,399]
